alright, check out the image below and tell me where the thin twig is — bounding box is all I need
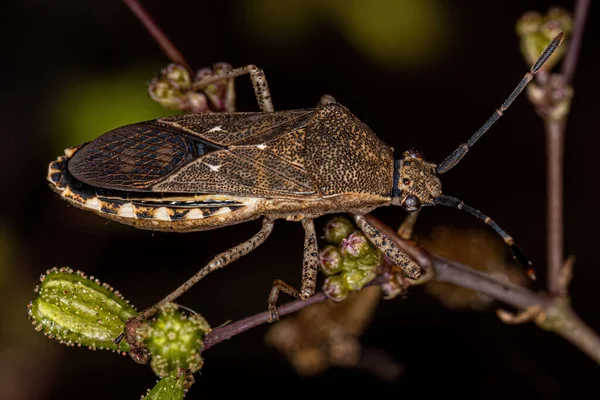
[123,0,192,71]
[544,0,589,295]
[202,216,600,364]
[546,118,565,295]
[561,0,590,84]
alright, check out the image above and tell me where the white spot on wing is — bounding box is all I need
[155,207,171,221]
[203,162,222,172]
[256,143,267,150]
[207,126,223,133]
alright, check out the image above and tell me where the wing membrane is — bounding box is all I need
[69,110,319,197]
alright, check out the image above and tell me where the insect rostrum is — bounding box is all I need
[47,33,564,322]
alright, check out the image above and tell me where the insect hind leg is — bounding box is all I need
[191,64,274,112]
[268,218,319,322]
[135,218,275,321]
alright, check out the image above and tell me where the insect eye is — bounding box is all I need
[402,195,421,212]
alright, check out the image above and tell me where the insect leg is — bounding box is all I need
[137,218,275,320]
[191,64,274,112]
[353,214,422,280]
[268,218,319,322]
[397,209,421,239]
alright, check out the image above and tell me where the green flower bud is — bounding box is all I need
[138,303,211,377]
[340,232,371,260]
[27,267,137,352]
[516,8,572,71]
[142,371,186,400]
[319,245,343,276]
[324,216,355,244]
[164,64,191,90]
[516,11,542,37]
[356,250,383,271]
[148,79,182,109]
[344,270,377,292]
[323,275,350,302]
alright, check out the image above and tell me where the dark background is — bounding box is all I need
[1,1,598,399]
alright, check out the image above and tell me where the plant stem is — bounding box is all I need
[546,119,565,295]
[202,216,600,364]
[545,0,589,295]
[123,0,192,71]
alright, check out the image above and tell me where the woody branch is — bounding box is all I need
[203,214,600,364]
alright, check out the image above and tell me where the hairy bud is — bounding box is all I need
[27,267,137,352]
[137,303,211,377]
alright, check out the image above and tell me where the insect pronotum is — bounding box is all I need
[46,5,564,324]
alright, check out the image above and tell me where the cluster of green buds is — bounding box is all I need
[28,268,211,399]
[516,7,572,71]
[319,216,384,301]
[148,63,235,113]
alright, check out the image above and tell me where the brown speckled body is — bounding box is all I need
[49,102,395,232]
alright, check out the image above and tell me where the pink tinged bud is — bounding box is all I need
[340,232,371,260]
[319,245,343,276]
[323,275,350,302]
[164,64,191,90]
[324,216,355,244]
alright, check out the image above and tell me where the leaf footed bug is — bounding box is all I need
[46,4,564,326]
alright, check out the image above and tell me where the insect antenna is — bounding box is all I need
[436,32,565,175]
[432,195,535,280]
[123,0,192,72]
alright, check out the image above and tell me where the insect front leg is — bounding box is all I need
[352,214,422,280]
[135,218,275,321]
[191,64,274,112]
[268,218,319,322]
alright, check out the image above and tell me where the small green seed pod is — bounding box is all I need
[27,267,137,352]
[138,303,211,377]
[142,371,187,400]
[324,216,355,245]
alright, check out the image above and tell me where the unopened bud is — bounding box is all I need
[340,232,371,260]
[324,216,355,244]
[344,270,377,292]
[27,267,137,352]
[319,245,343,276]
[517,8,572,71]
[164,64,191,90]
[138,303,211,377]
[142,371,186,400]
[323,275,350,302]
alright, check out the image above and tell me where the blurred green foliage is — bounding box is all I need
[242,0,450,68]
[51,66,175,151]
